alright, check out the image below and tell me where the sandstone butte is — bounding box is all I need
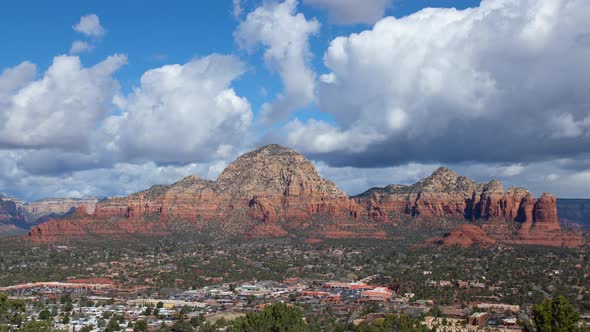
[28,144,586,248]
[428,224,497,248]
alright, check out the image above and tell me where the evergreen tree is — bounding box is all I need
[171,319,193,332]
[233,302,306,332]
[0,293,26,326]
[532,296,582,332]
[38,309,51,321]
[19,321,60,332]
[134,320,148,332]
[105,316,121,332]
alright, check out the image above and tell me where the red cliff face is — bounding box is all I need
[28,148,585,248]
[354,168,584,247]
[29,145,366,243]
[354,169,541,224]
[429,224,497,248]
[533,193,561,231]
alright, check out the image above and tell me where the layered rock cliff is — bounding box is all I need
[354,167,536,223]
[0,196,27,233]
[27,146,585,247]
[29,145,366,243]
[355,168,584,247]
[0,196,104,235]
[23,197,103,221]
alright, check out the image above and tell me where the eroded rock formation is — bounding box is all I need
[355,168,585,247]
[29,145,367,243]
[0,196,27,232]
[429,224,497,248]
[23,197,103,221]
[27,146,586,247]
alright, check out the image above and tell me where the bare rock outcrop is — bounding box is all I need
[27,147,585,248]
[354,168,584,247]
[29,145,365,243]
[429,224,497,248]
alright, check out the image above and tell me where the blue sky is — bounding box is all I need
[1,0,590,200]
[0,0,480,119]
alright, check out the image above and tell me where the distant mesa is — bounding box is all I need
[0,196,103,235]
[24,145,586,248]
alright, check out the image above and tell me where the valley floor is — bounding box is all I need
[0,234,589,331]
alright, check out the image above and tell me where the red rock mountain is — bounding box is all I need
[29,145,365,242]
[355,167,585,247]
[429,224,496,248]
[28,145,585,247]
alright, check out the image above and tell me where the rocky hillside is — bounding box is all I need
[29,145,365,243]
[23,197,104,221]
[429,224,497,248]
[27,145,585,247]
[355,167,584,247]
[0,196,105,235]
[0,196,27,234]
[355,167,536,223]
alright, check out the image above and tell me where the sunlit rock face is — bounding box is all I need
[28,146,584,247]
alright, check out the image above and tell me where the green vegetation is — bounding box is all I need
[16,321,60,332]
[354,314,430,332]
[1,232,590,331]
[0,293,25,326]
[1,293,61,331]
[233,302,306,332]
[533,295,589,332]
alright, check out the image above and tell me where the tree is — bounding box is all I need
[144,306,153,316]
[157,301,164,309]
[533,296,582,332]
[20,320,61,332]
[59,294,72,304]
[134,320,149,332]
[39,309,51,320]
[171,319,193,332]
[63,301,74,312]
[189,313,205,327]
[158,321,171,332]
[79,325,95,332]
[0,293,26,326]
[233,302,306,332]
[428,306,442,317]
[105,316,122,332]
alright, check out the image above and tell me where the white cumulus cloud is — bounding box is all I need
[0,54,127,151]
[235,0,320,122]
[73,14,105,38]
[112,54,253,164]
[284,0,590,167]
